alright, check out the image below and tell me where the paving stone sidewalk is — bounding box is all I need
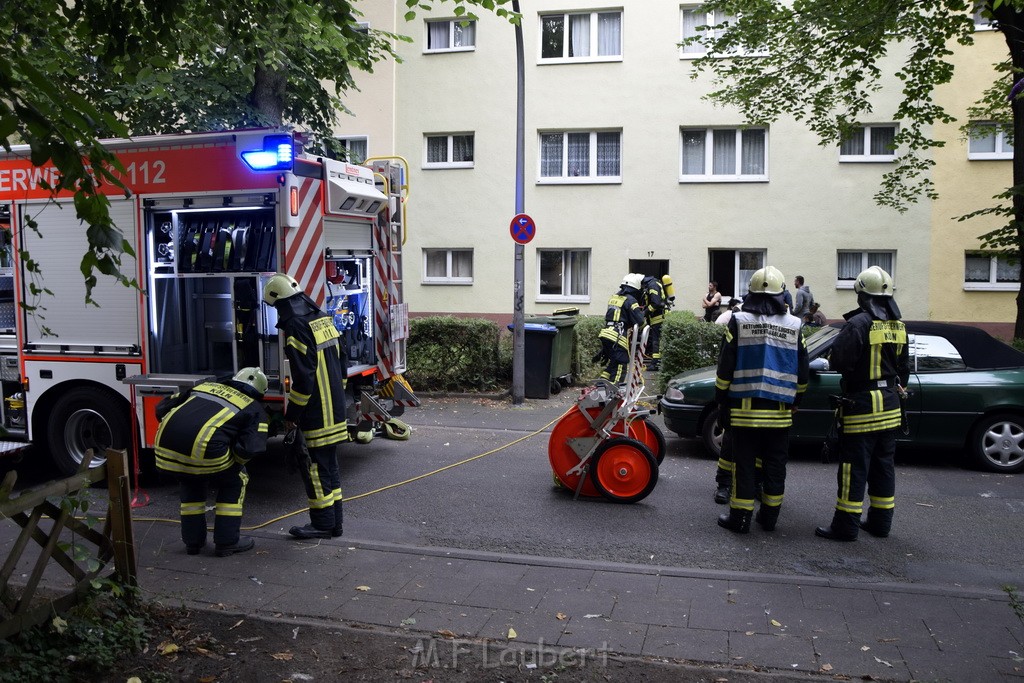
[134,519,1024,682]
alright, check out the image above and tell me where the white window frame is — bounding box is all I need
[423,133,475,169]
[335,136,368,164]
[836,250,896,289]
[967,122,1013,160]
[973,5,995,30]
[679,126,769,182]
[424,18,476,53]
[538,10,623,64]
[964,252,1020,291]
[838,124,898,162]
[537,130,622,184]
[422,248,474,285]
[536,248,591,303]
[679,6,763,59]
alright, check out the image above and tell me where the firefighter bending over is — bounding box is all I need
[155,367,270,557]
[815,266,908,542]
[263,273,349,540]
[714,266,808,534]
[596,273,646,384]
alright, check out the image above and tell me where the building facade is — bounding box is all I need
[336,2,1015,337]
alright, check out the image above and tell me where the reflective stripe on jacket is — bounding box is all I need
[832,313,910,434]
[280,309,349,448]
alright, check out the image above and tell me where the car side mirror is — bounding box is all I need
[809,357,830,373]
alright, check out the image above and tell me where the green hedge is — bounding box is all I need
[405,313,727,394]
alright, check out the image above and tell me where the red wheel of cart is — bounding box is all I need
[548,406,601,497]
[630,417,666,465]
[588,437,659,503]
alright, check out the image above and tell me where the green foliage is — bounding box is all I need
[406,316,504,392]
[1012,337,1024,354]
[686,0,975,212]
[0,586,150,683]
[655,311,725,393]
[1005,584,1024,625]
[573,315,606,382]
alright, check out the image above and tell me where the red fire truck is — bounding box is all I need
[0,129,418,476]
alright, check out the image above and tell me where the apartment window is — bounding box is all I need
[839,125,897,161]
[425,19,476,52]
[968,122,1013,160]
[709,248,765,301]
[423,249,473,284]
[540,10,622,62]
[539,131,621,183]
[680,127,767,181]
[965,252,1019,290]
[335,136,367,164]
[424,133,474,168]
[680,6,737,56]
[973,5,995,30]
[538,249,590,302]
[837,251,895,288]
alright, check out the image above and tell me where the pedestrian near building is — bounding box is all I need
[714,266,809,533]
[810,302,827,327]
[154,367,270,557]
[596,273,646,384]
[642,274,667,370]
[792,275,814,318]
[816,266,909,542]
[263,273,349,540]
[701,281,722,322]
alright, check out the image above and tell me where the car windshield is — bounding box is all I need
[806,325,841,360]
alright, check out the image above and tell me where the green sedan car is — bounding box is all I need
[659,321,1024,473]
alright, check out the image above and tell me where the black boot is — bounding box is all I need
[288,524,333,540]
[215,536,255,557]
[859,508,893,538]
[815,511,859,541]
[332,499,344,538]
[717,508,752,534]
[714,485,731,504]
[755,504,781,532]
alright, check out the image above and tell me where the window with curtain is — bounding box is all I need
[538,249,591,300]
[334,136,367,164]
[423,249,473,284]
[425,19,476,52]
[538,131,622,183]
[680,127,768,181]
[968,122,1014,160]
[836,251,896,286]
[964,252,1020,290]
[540,10,622,61]
[839,125,898,161]
[680,6,748,57]
[423,133,475,168]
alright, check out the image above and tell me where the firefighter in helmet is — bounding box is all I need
[596,273,646,384]
[155,367,269,557]
[714,266,808,534]
[816,266,909,541]
[263,272,349,539]
[641,274,668,370]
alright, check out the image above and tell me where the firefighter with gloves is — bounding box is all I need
[714,266,808,534]
[596,273,646,384]
[263,273,349,540]
[641,274,668,370]
[154,367,270,557]
[815,266,908,542]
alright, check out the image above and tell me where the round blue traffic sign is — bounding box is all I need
[510,213,536,244]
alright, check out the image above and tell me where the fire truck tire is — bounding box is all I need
[588,437,658,504]
[47,387,131,478]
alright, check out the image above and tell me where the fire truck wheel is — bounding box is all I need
[588,437,658,504]
[47,387,131,478]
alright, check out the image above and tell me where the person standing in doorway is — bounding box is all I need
[701,281,722,322]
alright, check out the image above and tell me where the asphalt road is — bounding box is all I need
[9,392,1024,592]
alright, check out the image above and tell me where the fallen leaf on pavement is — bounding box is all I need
[355,586,371,591]
[820,663,833,672]
[52,616,67,635]
[507,628,517,639]
[271,652,294,661]
[158,642,179,656]
[228,619,244,631]
[860,645,870,651]
[583,614,603,619]
[915,503,934,507]
[745,631,755,636]
[873,656,892,667]
[436,629,457,638]
[556,612,567,620]
[401,618,416,626]
[770,619,782,627]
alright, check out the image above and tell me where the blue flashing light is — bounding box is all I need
[241,134,295,171]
